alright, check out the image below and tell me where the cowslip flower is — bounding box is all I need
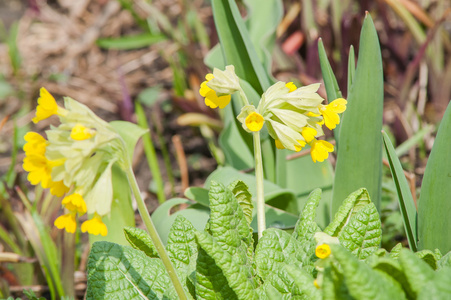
[24,87,130,236]
[315,244,331,259]
[32,87,67,123]
[319,98,347,130]
[199,65,240,109]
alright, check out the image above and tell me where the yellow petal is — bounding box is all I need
[294,140,307,152]
[199,81,212,97]
[285,82,297,92]
[275,140,285,149]
[301,127,317,143]
[81,214,108,236]
[245,112,265,132]
[54,213,77,233]
[70,124,95,141]
[315,244,331,259]
[62,193,87,214]
[49,180,70,197]
[205,73,214,81]
[310,140,334,163]
[328,98,347,113]
[32,87,58,123]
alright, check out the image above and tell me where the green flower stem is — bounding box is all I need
[125,167,188,300]
[253,131,266,238]
[239,89,250,106]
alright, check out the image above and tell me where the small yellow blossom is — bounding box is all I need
[314,279,320,289]
[54,213,77,233]
[294,140,306,152]
[245,112,265,132]
[301,127,317,143]
[319,98,347,130]
[62,193,87,214]
[285,82,297,92]
[315,244,331,259]
[49,180,70,197]
[81,214,108,236]
[199,74,231,109]
[70,124,96,141]
[310,139,334,163]
[23,132,46,155]
[32,87,67,123]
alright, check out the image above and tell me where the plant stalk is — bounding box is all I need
[125,167,188,300]
[253,131,266,238]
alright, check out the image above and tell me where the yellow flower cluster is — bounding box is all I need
[198,66,347,163]
[315,244,331,259]
[23,87,116,236]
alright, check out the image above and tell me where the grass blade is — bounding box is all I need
[347,45,355,95]
[382,131,418,251]
[332,13,384,215]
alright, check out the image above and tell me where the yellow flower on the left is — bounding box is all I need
[32,87,67,123]
[319,98,347,130]
[54,213,77,233]
[199,74,231,109]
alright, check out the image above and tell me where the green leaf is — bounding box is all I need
[324,188,371,237]
[211,0,271,94]
[347,45,355,95]
[398,248,435,297]
[166,215,197,273]
[207,181,253,266]
[110,120,148,163]
[338,202,382,259]
[255,228,308,281]
[438,251,451,269]
[329,244,407,299]
[152,198,210,245]
[86,241,172,299]
[415,249,440,270]
[96,33,167,50]
[382,131,418,251]
[219,120,254,170]
[284,264,321,300]
[194,231,258,300]
[124,227,158,258]
[332,13,383,215]
[395,124,434,157]
[293,189,322,258]
[419,101,451,253]
[228,180,254,225]
[418,267,451,300]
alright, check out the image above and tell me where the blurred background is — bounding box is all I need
[0,0,450,298]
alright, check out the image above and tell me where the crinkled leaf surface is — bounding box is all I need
[418,267,451,300]
[415,249,440,270]
[194,231,258,300]
[324,188,371,237]
[166,215,197,273]
[123,227,158,258]
[438,251,451,269]
[329,244,406,299]
[338,202,382,259]
[255,228,308,281]
[228,180,254,225]
[87,241,172,300]
[398,248,435,297]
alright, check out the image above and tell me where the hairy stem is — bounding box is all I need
[253,131,266,238]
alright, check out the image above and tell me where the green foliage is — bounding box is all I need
[86,182,451,299]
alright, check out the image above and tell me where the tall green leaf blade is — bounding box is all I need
[211,0,271,94]
[124,227,158,258]
[332,13,384,215]
[96,33,166,50]
[329,244,406,299]
[347,45,355,95]
[194,231,258,300]
[419,102,451,253]
[86,242,172,299]
[382,131,418,251]
[338,203,382,259]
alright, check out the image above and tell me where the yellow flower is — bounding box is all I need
[81,214,108,236]
[49,180,70,197]
[23,132,46,156]
[70,124,96,140]
[285,82,297,92]
[32,87,67,123]
[315,244,331,259]
[310,139,334,163]
[275,140,285,149]
[54,213,77,233]
[245,112,265,132]
[314,279,320,289]
[199,74,231,109]
[62,193,87,214]
[301,127,317,143]
[294,140,306,152]
[319,98,347,130]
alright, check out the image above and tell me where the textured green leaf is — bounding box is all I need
[194,231,258,300]
[324,188,371,236]
[382,131,418,251]
[166,215,197,273]
[259,262,318,300]
[211,0,270,95]
[419,101,451,253]
[321,263,351,300]
[338,202,382,259]
[207,181,253,267]
[228,180,254,225]
[124,227,158,258]
[398,248,435,297]
[292,189,322,259]
[389,243,403,259]
[418,267,451,300]
[415,249,439,270]
[332,13,383,215]
[329,244,406,299]
[86,242,172,300]
[255,228,308,281]
[438,251,451,269]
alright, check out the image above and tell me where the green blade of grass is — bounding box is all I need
[347,45,355,95]
[395,124,434,157]
[382,131,418,251]
[419,102,451,253]
[96,33,166,50]
[332,13,383,215]
[211,0,271,95]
